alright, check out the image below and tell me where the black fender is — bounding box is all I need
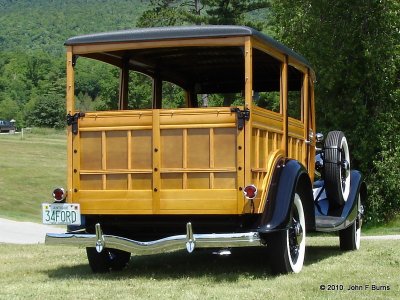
[257,159,315,234]
[313,170,366,232]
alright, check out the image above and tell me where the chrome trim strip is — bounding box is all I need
[45,223,261,255]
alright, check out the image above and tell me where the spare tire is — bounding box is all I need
[324,131,350,207]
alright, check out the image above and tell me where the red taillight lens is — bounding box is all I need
[52,187,66,202]
[243,185,257,199]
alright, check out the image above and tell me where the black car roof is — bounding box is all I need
[65,25,312,69]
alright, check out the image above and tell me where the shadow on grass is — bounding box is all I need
[304,245,343,266]
[45,243,344,281]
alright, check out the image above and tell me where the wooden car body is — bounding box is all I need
[44,26,365,274]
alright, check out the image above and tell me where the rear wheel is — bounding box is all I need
[86,248,131,273]
[269,193,306,274]
[324,131,351,207]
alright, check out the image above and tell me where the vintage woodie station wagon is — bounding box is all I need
[43,25,366,274]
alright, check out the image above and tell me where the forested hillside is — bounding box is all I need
[0,0,148,127]
[0,0,147,54]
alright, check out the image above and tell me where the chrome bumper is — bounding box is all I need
[45,222,262,254]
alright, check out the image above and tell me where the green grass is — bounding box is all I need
[0,129,66,221]
[363,215,400,236]
[0,237,399,299]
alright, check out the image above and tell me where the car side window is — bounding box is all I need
[288,65,303,121]
[251,48,281,113]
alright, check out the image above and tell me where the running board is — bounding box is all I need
[315,216,348,232]
[314,170,363,232]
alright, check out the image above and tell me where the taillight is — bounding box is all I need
[53,187,67,202]
[243,185,258,200]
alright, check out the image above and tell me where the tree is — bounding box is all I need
[24,94,66,128]
[0,97,21,122]
[137,0,270,29]
[0,53,30,105]
[137,0,187,27]
[201,0,269,29]
[270,0,399,222]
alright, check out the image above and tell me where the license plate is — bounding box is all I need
[42,203,81,225]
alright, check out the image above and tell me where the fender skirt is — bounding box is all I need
[257,159,315,234]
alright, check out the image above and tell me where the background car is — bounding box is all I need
[0,120,15,133]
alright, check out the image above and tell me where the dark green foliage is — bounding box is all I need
[0,97,20,123]
[270,0,399,223]
[128,73,153,109]
[25,94,66,129]
[367,88,400,224]
[256,92,280,112]
[161,81,186,109]
[0,0,147,55]
[137,0,270,29]
[201,0,270,29]
[137,0,186,27]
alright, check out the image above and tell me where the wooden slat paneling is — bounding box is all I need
[76,108,241,214]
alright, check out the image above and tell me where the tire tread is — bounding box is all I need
[324,131,346,206]
[339,222,357,251]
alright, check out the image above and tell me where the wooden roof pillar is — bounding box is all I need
[118,58,129,110]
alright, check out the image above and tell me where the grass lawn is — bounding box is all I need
[0,237,398,299]
[363,216,400,236]
[0,129,66,221]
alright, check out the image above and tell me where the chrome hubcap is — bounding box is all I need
[289,218,303,263]
[341,158,350,191]
[294,220,303,245]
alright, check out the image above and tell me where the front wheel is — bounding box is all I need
[269,193,306,274]
[339,194,362,250]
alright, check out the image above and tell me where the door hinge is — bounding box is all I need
[67,112,85,135]
[231,108,250,130]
